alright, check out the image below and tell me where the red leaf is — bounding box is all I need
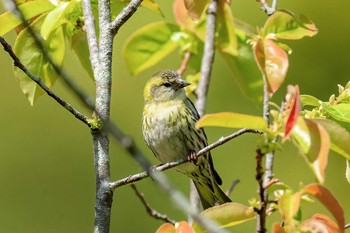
[300,214,340,233]
[284,85,301,141]
[272,224,286,233]
[302,184,345,233]
[175,221,195,233]
[155,223,175,233]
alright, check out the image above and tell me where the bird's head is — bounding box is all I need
[143,70,190,103]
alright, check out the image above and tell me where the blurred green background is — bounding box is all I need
[1,0,350,232]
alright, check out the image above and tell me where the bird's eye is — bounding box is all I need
[163,83,172,88]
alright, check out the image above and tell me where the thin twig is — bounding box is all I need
[131,184,176,224]
[226,179,240,196]
[109,128,260,189]
[82,0,100,74]
[110,0,143,36]
[255,149,266,233]
[0,36,91,127]
[177,52,191,76]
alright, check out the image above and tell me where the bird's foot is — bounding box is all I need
[187,151,198,165]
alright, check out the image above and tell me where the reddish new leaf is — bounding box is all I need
[156,223,175,233]
[284,85,301,141]
[183,0,209,21]
[273,224,286,233]
[253,38,288,94]
[302,184,345,233]
[175,221,195,233]
[300,214,340,233]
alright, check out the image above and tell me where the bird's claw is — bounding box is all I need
[187,151,198,164]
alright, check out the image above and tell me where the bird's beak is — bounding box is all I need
[176,79,190,89]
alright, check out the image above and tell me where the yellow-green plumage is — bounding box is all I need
[142,70,231,209]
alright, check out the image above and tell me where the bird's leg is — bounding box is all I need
[187,150,198,165]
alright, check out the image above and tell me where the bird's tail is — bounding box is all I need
[193,179,231,210]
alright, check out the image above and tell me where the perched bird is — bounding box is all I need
[142,70,231,209]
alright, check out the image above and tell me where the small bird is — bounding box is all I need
[142,70,231,209]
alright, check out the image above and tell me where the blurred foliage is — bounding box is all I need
[1,0,350,232]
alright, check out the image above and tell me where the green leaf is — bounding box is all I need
[123,22,179,75]
[263,10,318,40]
[41,0,81,39]
[0,0,55,36]
[196,112,267,131]
[13,15,65,105]
[278,190,301,226]
[70,31,94,79]
[291,118,330,183]
[215,1,237,56]
[300,94,320,107]
[221,50,263,102]
[192,203,255,232]
[302,184,345,232]
[322,103,350,123]
[141,0,164,17]
[312,119,350,160]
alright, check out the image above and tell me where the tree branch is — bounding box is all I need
[131,184,176,224]
[110,0,143,36]
[257,0,277,15]
[109,128,260,189]
[0,36,91,127]
[82,0,100,74]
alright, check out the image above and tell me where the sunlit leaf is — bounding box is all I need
[313,119,350,160]
[123,22,179,75]
[263,10,318,40]
[0,0,55,36]
[283,85,301,141]
[196,112,267,131]
[183,0,210,21]
[322,103,350,123]
[192,203,255,232]
[13,15,65,105]
[253,38,288,94]
[300,94,320,107]
[278,190,301,226]
[291,118,330,183]
[70,31,94,79]
[175,221,195,233]
[155,223,175,233]
[141,0,164,16]
[273,224,286,233]
[302,184,345,233]
[173,0,195,29]
[300,214,341,233]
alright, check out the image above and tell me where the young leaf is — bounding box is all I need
[215,1,237,56]
[123,22,179,75]
[196,112,267,131]
[183,0,210,21]
[192,202,255,232]
[300,94,320,107]
[0,0,55,36]
[253,38,288,94]
[313,119,350,160]
[291,118,330,183]
[263,10,318,40]
[155,223,175,233]
[283,85,301,141]
[346,160,350,184]
[70,31,94,79]
[322,103,350,123]
[278,190,301,227]
[300,214,340,233]
[272,224,286,233]
[302,184,345,233]
[13,15,65,105]
[175,221,195,233]
[141,0,164,17]
[173,0,196,30]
